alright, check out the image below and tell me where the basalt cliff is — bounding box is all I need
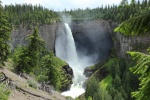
[11,20,150,58]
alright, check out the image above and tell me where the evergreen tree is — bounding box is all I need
[41,52,61,90]
[114,12,150,36]
[0,1,11,65]
[15,28,45,73]
[113,75,122,89]
[85,77,99,100]
[120,0,128,6]
[128,48,150,100]
[114,92,124,100]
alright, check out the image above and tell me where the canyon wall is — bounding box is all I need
[11,23,59,50]
[10,20,150,58]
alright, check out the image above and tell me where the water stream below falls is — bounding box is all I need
[55,23,97,98]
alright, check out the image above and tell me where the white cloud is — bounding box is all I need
[1,0,143,11]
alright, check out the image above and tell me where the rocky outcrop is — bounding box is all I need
[61,65,73,92]
[84,67,95,77]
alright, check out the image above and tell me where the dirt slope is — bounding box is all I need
[0,67,66,100]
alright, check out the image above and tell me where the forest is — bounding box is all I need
[0,0,150,100]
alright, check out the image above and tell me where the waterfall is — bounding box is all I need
[55,23,93,98]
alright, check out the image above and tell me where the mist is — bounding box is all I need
[55,14,112,98]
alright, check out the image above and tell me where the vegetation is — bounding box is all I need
[38,52,66,90]
[14,28,45,73]
[0,0,149,27]
[83,56,141,100]
[99,75,112,90]
[27,80,38,89]
[115,12,150,36]
[0,0,150,99]
[127,48,150,100]
[114,1,150,100]
[0,84,10,100]
[12,28,70,91]
[3,4,59,27]
[0,1,11,65]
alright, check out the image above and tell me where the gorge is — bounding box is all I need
[11,20,113,98]
[9,19,150,99]
[1,1,150,99]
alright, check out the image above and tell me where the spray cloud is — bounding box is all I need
[55,14,112,98]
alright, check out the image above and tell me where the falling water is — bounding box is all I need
[55,23,94,98]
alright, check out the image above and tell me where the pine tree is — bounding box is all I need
[85,77,99,100]
[15,28,45,73]
[114,12,150,36]
[128,48,150,100]
[41,52,61,90]
[0,1,11,65]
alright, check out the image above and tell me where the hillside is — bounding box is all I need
[0,66,66,100]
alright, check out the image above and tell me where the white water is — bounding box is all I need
[55,23,94,98]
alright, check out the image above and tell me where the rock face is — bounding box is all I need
[10,20,150,58]
[108,21,150,57]
[113,33,150,57]
[71,20,113,63]
[84,67,95,77]
[11,23,59,50]
[61,65,73,92]
[11,20,113,55]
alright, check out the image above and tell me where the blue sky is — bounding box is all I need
[1,0,142,11]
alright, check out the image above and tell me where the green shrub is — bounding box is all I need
[0,84,10,100]
[36,74,48,82]
[27,80,37,89]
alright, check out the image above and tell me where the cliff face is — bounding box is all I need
[11,20,113,62]
[113,33,150,57]
[10,20,150,58]
[103,21,150,57]
[11,23,59,50]
[71,20,113,62]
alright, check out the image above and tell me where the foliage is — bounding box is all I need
[35,74,49,82]
[87,96,92,100]
[1,0,150,27]
[0,1,11,65]
[85,76,100,100]
[106,58,138,100]
[113,0,150,99]
[85,75,113,100]
[33,51,70,91]
[90,57,139,100]
[27,80,38,89]
[3,4,59,26]
[14,28,45,73]
[0,84,10,100]
[99,75,112,90]
[12,29,69,91]
[64,0,150,22]
[128,48,150,100]
[114,12,150,36]
[38,52,66,90]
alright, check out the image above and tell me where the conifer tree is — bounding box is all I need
[41,52,61,90]
[0,1,11,65]
[128,49,150,100]
[115,6,150,99]
[15,28,45,73]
